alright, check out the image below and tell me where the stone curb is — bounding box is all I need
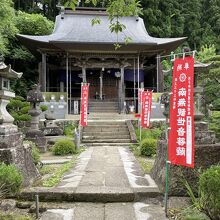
[18,187,162,203]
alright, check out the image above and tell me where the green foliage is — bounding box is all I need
[140,138,157,157]
[178,207,210,220]
[52,139,76,155]
[0,163,23,195]
[136,128,161,142]
[7,96,31,124]
[199,166,220,220]
[0,212,33,220]
[64,124,75,137]
[0,0,18,55]
[197,46,220,110]
[31,145,40,165]
[40,105,48,112]
[16,11,54,35]
[43,159,76,187]
[209,111,220,141]
[24,140,40,165]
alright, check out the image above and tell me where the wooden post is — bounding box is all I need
[40,53,47,92]
[66,54,69,114]
[100,70,103,100]
[82,66,86,83]
[120,66,125,113]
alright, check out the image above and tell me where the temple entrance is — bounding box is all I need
[86,69,118,101]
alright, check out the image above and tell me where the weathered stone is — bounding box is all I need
[26,84,47,152]
[151,139,220,196]
[26,130,47,152]
[0,199,16,211]
[41,127,63,136]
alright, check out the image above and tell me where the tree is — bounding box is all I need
[0,0,18,55]
[200,0,220,51]
[8,11,54,97]
[180,0,202,50]
[140,0,184,38]
[198,45,220,110]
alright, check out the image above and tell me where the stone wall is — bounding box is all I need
[151,124,220,196]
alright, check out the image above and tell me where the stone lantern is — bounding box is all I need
[26,84,47,152]
[0,57,39,186]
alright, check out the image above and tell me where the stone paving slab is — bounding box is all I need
[40,202,168,220]
[20,145,160,203]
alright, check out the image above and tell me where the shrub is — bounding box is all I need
[199,165,220,220]
[179,207,210,220]
[40,105,48,112]
[136,128,161,142]
[63,124,75,137]
[209,111,220,141]
[52,139,76,155]
[140,138,157,156]
[0,163,23,195]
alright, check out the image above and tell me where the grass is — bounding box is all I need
[40,147,86,187]
[129,144,154,174]
[42,158,76,187]
[137,157,154,174]
[0,212,33,220]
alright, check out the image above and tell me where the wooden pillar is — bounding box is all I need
[82,66,86,83]
[100,70,103,100]
[120,66,125,113]
[40,53,46,92]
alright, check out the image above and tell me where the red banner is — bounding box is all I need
[168,56,194,168]
[141,90,153,128]
[80,84,89,127]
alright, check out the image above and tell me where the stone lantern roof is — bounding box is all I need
[0,57,23,79]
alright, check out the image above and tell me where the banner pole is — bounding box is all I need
[165,125,169,216]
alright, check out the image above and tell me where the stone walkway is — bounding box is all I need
[39,145,167,220]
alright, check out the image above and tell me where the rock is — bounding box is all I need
[41,127,63,136]
[0,199,16,211]
[151,122,220,196]
[16,201,33,209]
[45,113,56,120]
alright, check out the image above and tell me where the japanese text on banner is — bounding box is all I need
[80,84,89,127]
[168,56,194,168]
[141,90,153,128]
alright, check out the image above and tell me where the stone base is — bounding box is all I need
[151,139,220,196]
[41,126,63,136]
[0,132,40,186]
[26,130,47,152]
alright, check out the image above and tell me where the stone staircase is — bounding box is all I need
[89,101,119,113]
[82,121,131,146]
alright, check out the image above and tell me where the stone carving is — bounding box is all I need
[0,57,39,186]
[26,84,47,152]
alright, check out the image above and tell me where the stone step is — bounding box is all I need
[20,187,161,203]
[83,127,128,132]
[83,131,130,136]
[82,139,131,143]
[89,109,119,112]
[87,121,126,125]
[37,202,167,220]
[82,134,130,140]
[82,143,132,147]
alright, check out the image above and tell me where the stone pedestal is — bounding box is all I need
[151,122,220,196]
[26,85,47,152]
[0,125,40,186]
[0,59,39,187]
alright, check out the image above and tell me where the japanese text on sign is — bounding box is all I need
[80,84,89,127]
[168,56,194,168]
[141,90,152,128]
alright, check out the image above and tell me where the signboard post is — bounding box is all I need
[168,56,194,167]
[165,55,195,215]
[80,83,89,127]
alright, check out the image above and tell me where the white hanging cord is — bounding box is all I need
[159,50,197,59]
